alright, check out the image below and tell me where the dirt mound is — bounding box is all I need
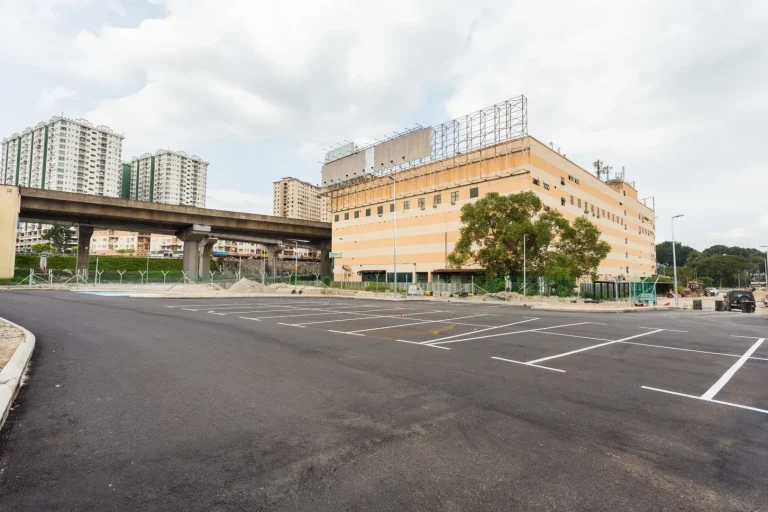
[226,278,269,294]
[268,282,288,290]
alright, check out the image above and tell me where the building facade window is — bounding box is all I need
[390,203,395,212]
[418,198,425,209]
[451,191,459,203]
[334,214,339,222]
[469,187,479,198]
[403,201,410,210]
[344,212,349,220]
[366,208,371,216]
[561,197,566,206]
[543,183,550,190]
[533,178,540,186]
[570,195,574,205]
[377,206,384,215]
[354,210,360,219]
[434,194,441,205]
[578,198,582,208]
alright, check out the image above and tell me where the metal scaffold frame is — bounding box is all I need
[323,95,528,204]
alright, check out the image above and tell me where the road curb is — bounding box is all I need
[0,317,36,431]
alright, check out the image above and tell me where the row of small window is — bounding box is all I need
[335,188,480,222]
[561,195,627,227]
[533,175,580,190]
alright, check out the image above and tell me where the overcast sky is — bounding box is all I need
[1,0,767,250]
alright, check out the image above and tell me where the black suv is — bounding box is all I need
[722,290,756,312]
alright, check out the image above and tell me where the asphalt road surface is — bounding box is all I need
[0,290,766,511]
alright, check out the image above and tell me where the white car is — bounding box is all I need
[705,287,719,295]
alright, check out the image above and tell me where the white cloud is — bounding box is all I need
[2,0,768,249]
[37,86,78,109]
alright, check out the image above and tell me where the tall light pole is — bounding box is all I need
[671,214,684,306]
[288,239,309,291]
[339,237,344,289]
[523,234,527,299]
[760,245,768,290]
[387,170,397,298]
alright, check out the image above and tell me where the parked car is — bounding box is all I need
[704,287,719,296]
[722,290,755,312]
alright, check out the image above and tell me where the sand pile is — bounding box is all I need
[268,283,289,290]
[226,278,269,294]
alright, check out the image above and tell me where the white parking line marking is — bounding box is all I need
[397,340,451,350]
[428,321,593,346]
[329,330,366,337]
[214,304,366,316]
[536,331,614,342]
[343,314,490,334]
[211,307,307,315]
[616,340,768,361]
[169,303,243,309]
[490,357,566,373]
[240,307,406,320]
[414,318,539,345]
[732,335,763,339]
[526,329,664,365]
[188,304,296,311]
[286,310,446,327]
[700,338,765,400]
[641,387,768,415]
[638,327,688,333]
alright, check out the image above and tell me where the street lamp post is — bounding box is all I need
[288,239,309,291]
[760,245,768,290]
[387,171,397,299]
[671,214,684,307]
[523,234,527,299]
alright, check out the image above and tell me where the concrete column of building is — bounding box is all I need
[177,224,211,282]
[76,224,94,280]
[198,237,218,279]
[264,245,282,280]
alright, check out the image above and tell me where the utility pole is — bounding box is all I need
[671,214,684,307]
[523,234,527,299]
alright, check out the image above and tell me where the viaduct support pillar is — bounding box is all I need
[319,245,332,278]
[76,224,94,280]
[199,237,218,280]
[178,225,211,282]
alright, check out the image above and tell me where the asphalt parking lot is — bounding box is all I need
[0,290,766,511]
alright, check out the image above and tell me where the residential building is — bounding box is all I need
[90,230,150,256]
[273,177,329,222]
[328,136,656,283]
[1,116,124,252]
[129,150,208,208]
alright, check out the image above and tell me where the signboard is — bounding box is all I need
[329,252,342,258]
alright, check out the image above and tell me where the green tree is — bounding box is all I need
[552,216,611,279]
[656,241,697,267]
[30,243,53,254]
[689,255,757,287]
[448,191,609,278]
[42,225,75,254]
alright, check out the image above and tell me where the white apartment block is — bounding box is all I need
[1,116,124,195]
[273,177,329,222]
[130,150,208,208]
[1,117,124,252]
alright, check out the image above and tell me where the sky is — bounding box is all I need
[1,0,767,250]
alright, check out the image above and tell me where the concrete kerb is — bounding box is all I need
[0,317,36,431]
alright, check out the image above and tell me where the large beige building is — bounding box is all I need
[273,177,329,222]
[328,135,655,283]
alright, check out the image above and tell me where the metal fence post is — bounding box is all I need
[162,271,168,285]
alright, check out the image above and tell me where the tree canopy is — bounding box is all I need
[448,191,610,279]
[42,225,75,254]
